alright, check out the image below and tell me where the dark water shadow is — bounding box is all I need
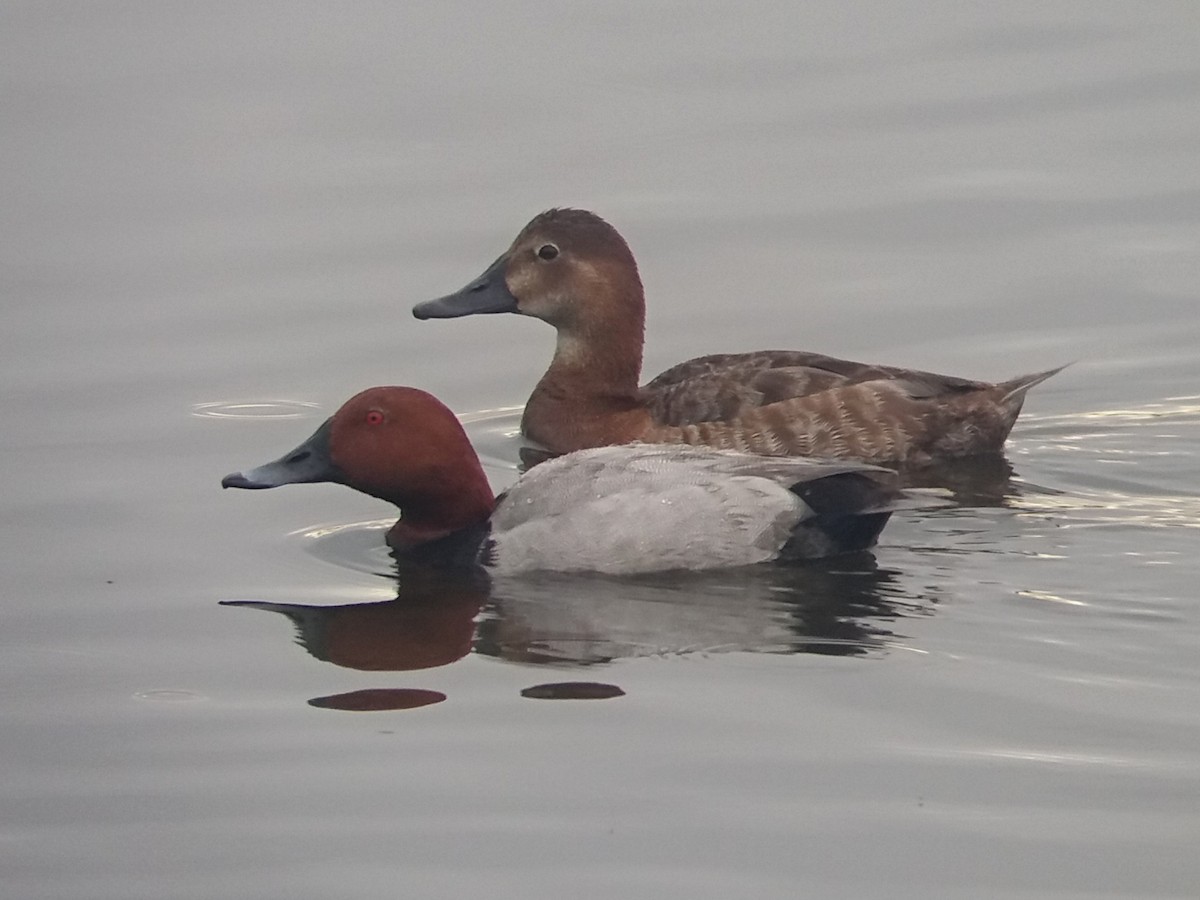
[898,454,1018,506]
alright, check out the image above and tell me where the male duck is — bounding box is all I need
[413,208,1063,466]
[221,386,896,575]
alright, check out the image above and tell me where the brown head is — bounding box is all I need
[222,386,495,547]
[413,209,646,375]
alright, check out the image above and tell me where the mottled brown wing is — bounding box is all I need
[641,366,848,425]
[642,350,986,426]
[644,350,885,387]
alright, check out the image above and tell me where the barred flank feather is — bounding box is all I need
[646,368,1066,465]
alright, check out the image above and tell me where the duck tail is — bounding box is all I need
[782,472,897,559]
[1000,364,1070,404]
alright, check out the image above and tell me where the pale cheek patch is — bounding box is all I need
[506,267,536,308]
[509,260,574,322]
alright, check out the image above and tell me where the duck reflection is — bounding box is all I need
[221,568,486,672]
[223,545,923,702]
[520,682,625,700]
[308,687,448,711]
[476,555,912,666]
[899,454,1019,507]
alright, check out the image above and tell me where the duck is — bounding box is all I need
[412,208,1064,466]
[221,386,897,575]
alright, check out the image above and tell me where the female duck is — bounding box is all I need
[221,386,896,575]
[413,208,1062,465]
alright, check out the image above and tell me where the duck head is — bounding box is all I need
[414,209,655,451]
[413,208,645,332]
[222,387,495,549]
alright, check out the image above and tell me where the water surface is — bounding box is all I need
[3,3,1199,898]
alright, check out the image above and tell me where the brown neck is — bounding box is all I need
[520,256,656,452]
[547,261,645,392]
[522,374,654,452]
[383,463,496,550]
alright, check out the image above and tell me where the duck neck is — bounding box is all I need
[523,321,653,452]
[385,461,496,551]
[542,271,645,389]
[521,262,654,451]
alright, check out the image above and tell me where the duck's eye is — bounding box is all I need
[365,410,385,426]
[536,243,559,261]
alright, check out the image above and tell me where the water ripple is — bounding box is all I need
[191,399,322,419]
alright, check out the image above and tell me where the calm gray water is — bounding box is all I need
[4,3,1199,898]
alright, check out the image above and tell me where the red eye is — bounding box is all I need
[365,410,384,426]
